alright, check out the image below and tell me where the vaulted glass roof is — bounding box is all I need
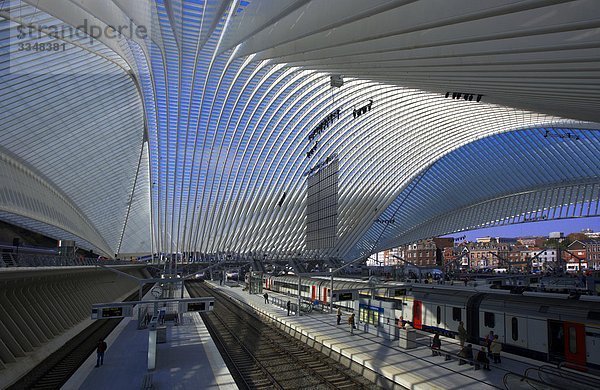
[1,0,599,261]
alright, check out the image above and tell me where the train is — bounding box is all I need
[263,274,600,369]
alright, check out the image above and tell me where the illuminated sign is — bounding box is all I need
[392,289,406,297]
[338,292,354,301]
[332,290,357,302]
[187,302,205,312]
[179,298,214,313]
[91,305,132,319]
[102,307,123,317]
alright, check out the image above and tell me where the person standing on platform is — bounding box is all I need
[287,300,291,316]
[457,321,467,347]
[263,292,269,304]
[95,339,107,367]
[336,307,342,325]
[485,331,494,357]
[490,335,502,363]
[348,313,356,334]
[476,346,491,370]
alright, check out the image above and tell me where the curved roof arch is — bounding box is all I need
[1,0,599,261]
[0,1,148,256]
[348,125,600,259]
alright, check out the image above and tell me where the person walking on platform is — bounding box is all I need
[457,321,467,347]
[348,313,356,334]
[431,333,442,356]
[336,307,342,325]
[287,300,291,316]
[476,346,491,371]
[490,335,502,363]
[95,339,107,367]
[263,292,269,304]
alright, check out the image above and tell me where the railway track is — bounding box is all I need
[187,280,379,390]
[9,284,152,390]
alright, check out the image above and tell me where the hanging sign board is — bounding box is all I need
[178,298,215,313]
[331,290,357,302]
[91,305,133,319]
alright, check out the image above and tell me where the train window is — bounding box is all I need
[588,311,600,320]
[511,317,518,341]
[452,307,461,321]
[484,312,495,328]
[568,327,577,354]
[436,306,441,325]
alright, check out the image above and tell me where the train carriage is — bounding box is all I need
[263,275,600,369]
[410,286,477,335]
[479,293,600,366]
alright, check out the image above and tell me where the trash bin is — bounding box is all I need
[157,325,167,343]
[399,328,416,349]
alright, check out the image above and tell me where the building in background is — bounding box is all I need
[583,229,600,240]
[369,231,598,273]
[585,240,600,270]
[517,237,547,247]
[564,240,587,271]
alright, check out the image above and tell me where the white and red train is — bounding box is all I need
[263,274,600,369]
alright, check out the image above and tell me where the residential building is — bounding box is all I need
[585,240,600,270]
[517,237,546,247]
[564,240,588,271]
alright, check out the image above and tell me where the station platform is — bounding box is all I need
[206,280,548,390]
[63,286,236,390]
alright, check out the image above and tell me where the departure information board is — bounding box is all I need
[91,305,132,319]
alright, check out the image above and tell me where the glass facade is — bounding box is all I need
[1,1,599,260]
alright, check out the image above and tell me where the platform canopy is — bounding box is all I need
[1,0,599,260]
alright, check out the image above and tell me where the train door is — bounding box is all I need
[322,287,327,304]
[413,300,422,329]
[563,322,586,367]
[586,327,600,366]
[548,320,565,362]
[311,285,316,301]
[548,320,586,366]
[527,318,547,354]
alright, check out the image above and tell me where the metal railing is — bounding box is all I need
[503,372,560,390]
[0,253,132,268]
[537,365,600,390]
[558,361,600,376]
[270,296,297,315]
